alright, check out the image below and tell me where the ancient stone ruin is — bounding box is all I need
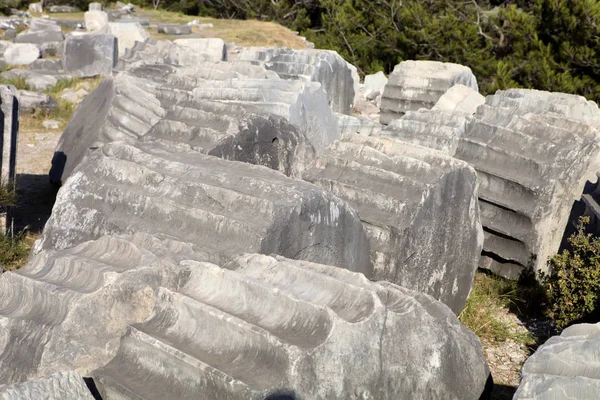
[380,60,478,124]
[303,133,482,314]
[5,6,600,397]
[456,90,600,278]
[514,322,600,399]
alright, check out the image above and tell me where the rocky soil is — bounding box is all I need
[484,308,556,399]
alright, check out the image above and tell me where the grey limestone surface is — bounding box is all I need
[0,234,489,399]
[514,323,600,400]
[304,133,483,314]
[62,34,118,77]
[235,47,359,115]
[454,89,600,278]
[0,371,94,400]
[380,60,478,124]
[41,140,372,273]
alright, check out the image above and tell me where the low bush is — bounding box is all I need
[544,217,600,329]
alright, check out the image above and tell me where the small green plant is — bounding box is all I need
[544,216,600,329]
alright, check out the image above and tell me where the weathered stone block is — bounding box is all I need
[304,133,483,314]
[14,19,64,45]
[0,85,18,236]
[514,323,600,400]
[108,22,150,57]
[191,79,338,154]
[454,89,600,278]
[235,47,359,115]
[0,371,95,399]
[364,71,388,93]
[380,60,478,124]
[157,24,192,35]
[27,2,43,14]
[432,84,485,114]
[17,90,58,112]
[62,34,117,77]
[3,43,40,65]
[0,234,488,399]
[381,109,469,156]
[49,74,164,184]
[84,10,109,33]
[89,2,102,11]
[173,38,227,61]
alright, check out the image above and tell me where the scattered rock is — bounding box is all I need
[3,43,40,65]
[48,5,80,13]
[108,22,150,57]
[29,58,63,72]
[14,18,64,45]
[28,2,43,14]
[17,90,58,112]
[39,41,64,57]
[22,73,57,91]
[363,70,388,93]
[42,119,60,130]
[0,40,11,55]
[432,84,485,114]
[84,10,109,33]
[62,33,117,77]
[2,29,17,40]
[157,24,192,35]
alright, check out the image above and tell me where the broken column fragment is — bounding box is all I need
[381,109,469,156]
[432,84,485,114]
[50,65,314,184]
[0,234,489,399]
[454,89,600,278]
[235,47,359,115]
[380,60,478,124]
[41,140,372,273]
[49,74,165,185]
[304,133,482,314]
[191,78,338,154]
[514,322,600,400]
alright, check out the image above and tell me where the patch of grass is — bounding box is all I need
[138,6,307,48]
[0,75,30,90]
[20,76,102,132]
[45,11,86,21]
[0,231,38,271]
[460,272,536,345]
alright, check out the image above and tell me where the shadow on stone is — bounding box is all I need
[49,151,66,186]
[14,173,59,233]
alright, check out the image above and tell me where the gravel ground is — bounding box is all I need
[485,307,556,399]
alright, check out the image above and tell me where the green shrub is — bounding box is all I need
[544,216,600,329]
